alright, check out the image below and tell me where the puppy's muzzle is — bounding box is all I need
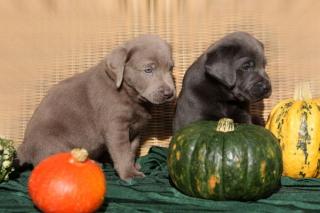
[161,86,175,100]
[152,86,175,104]
[250,81,272,100]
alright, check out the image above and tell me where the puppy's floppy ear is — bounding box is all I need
[205,43,240,88]
[105,46,128,88]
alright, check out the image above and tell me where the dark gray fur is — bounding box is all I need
[173,32,271,133]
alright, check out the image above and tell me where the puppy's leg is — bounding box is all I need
[130,135,140,153]
[130,136,144,171]
[251,115,265,126]
[106,128,144,181]
[232,110,253,124]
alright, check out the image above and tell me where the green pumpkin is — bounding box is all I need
[168,118,282,201]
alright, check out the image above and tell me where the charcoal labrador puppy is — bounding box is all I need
[18,35,176,181]
[173,32,271,132]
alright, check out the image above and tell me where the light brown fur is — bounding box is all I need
[17,35,175,181]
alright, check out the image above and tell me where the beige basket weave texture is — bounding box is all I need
[1,0,320,156]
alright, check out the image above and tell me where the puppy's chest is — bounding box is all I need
[129,107,151,139]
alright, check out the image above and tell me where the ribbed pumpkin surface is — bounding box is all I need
[266,92,320,178]
[168,120,282,201]
[28,149,106,213]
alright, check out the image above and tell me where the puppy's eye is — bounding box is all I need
[242,61,255,71]
[144,67,153,73]
[143,63,156,74]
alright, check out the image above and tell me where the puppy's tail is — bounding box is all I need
[11,145,34,178]
[13,157,33,172]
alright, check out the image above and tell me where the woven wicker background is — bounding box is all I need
[1,0,320,155]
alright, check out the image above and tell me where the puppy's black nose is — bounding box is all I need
[256,81,271,96]
[250,81,270,100]
[258,82,267,92]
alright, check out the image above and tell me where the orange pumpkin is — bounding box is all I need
[28,148,106,213]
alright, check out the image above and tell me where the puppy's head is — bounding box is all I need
[205,32,271,102]
[106,35,176,104]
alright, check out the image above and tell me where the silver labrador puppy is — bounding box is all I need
[18,35,176,181]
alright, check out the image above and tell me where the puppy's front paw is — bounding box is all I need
[134,162,141,170]
[117,163,145,181]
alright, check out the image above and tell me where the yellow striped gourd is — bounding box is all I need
[266,82,320,178]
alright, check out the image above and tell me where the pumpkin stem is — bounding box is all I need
[294,82,312,100]
[71,148,89,163]
[216,118,235,132]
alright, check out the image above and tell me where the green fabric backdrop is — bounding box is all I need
[0,147,320,212]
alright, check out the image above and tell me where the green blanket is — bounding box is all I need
[0,147,320,213]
